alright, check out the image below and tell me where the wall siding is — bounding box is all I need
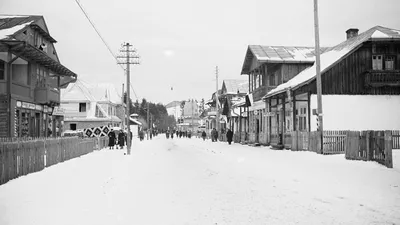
[304,43,400,95]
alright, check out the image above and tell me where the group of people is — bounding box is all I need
[107,129,132,149]
[202,128,234,144]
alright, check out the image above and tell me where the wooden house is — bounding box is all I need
[240,45,325,145]
[219,79,248,142]
[0,15,77,137]
[59,80,122,132]
[263,26,400,147]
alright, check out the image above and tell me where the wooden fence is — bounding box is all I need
[393,130,400,149]
[345,130,393,168]
[0,136,108,186]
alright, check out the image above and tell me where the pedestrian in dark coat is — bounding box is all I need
[226,129,233,145]
[201,131,207,141]
[108,129,116,149]
[118,130,125,148]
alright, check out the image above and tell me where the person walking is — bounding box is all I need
[226,128,233,145]
[108,129,116,149]
[118,130,125,149]
[201,130,207,141]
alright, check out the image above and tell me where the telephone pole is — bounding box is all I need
[117,43,140,155]
[314,0,324,148]
[147,101,150,140]
[215,66,220,132]
[121,83,125,130]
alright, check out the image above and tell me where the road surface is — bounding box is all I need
[0,136,399,225]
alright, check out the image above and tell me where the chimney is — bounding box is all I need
[346,28,359,40]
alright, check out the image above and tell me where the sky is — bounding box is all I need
[1,0,400,105]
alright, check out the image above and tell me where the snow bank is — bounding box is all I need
[0,137,399,225]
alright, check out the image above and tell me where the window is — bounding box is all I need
[12,63,28,84]
[70,124,77,131]
[372,55,383,70]
[385,56,395,70]
[0,60,4,80]
[79,103,86,112]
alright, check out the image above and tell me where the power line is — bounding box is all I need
[74,0,140,99]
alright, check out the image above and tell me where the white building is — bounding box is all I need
[165,101,181,121]
[59,80,122,133]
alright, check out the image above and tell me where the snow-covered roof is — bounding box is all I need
[241,45,330,74]
[61,80,122,104]
[88,83,122,104]
[0,15,44,40]
[165,101,181,108]
[61,80,96,102]
[264,26,400,99]
[222,79,248,95]
[0,20,33,40]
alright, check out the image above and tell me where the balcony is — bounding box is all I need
[364,70,400,88]
[252,86,276,102]
[34,86,60,105]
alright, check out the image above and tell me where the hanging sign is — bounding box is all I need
[52,106,65,116]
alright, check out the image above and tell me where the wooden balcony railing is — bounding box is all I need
[364,70,400,87]
[34,86,60,105]
[252,86,276,101]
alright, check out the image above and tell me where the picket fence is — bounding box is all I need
[0,136,109,186]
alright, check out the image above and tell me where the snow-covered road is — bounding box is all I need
[1,136,400,225]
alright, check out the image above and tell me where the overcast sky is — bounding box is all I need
[1,0,400,104]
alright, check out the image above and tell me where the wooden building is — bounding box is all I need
[263,26,400,147]
[240,45,325,145]
[59,80,122,132]
[0,15,77,138]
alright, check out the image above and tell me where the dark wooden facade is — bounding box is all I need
[297,41,400,95]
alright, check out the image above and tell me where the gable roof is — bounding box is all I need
[0,15,56,42]
[165,101,181,108]
[61,79,96,102]
[264,26,400,99]
[241,45,329,74]
[87,83,122,104]
[0,15,76,78]
[222,79,249,94]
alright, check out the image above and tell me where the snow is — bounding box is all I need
[371,30,390,38]
[266,49,350,96]
[0,137,399,225]
[0,21,33,40]
[310,95,400,131]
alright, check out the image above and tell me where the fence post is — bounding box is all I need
[366,131,371,161]
[384,130,393,168]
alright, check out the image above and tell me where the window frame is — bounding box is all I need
[79,103,87,113]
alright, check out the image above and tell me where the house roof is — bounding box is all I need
[222,79,248,95]
[263,26,400,99]
[0,15,56,42]
[165,101,181,108]
[241,45,329,74]
[87,83,122,104]
[61,79,96,102]
[0,15,76,78]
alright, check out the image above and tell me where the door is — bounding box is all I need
[255,119,260,143]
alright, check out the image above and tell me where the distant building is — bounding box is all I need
[165,100,181,121]
[59,80,122,131]
[0,15,77,137]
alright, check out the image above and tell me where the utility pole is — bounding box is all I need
[215,66,220,132]
[121,83,124,130]
[313,0,324,149]
[191,100,194,133]
[147,101,150,140]
[117,43,139,155]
